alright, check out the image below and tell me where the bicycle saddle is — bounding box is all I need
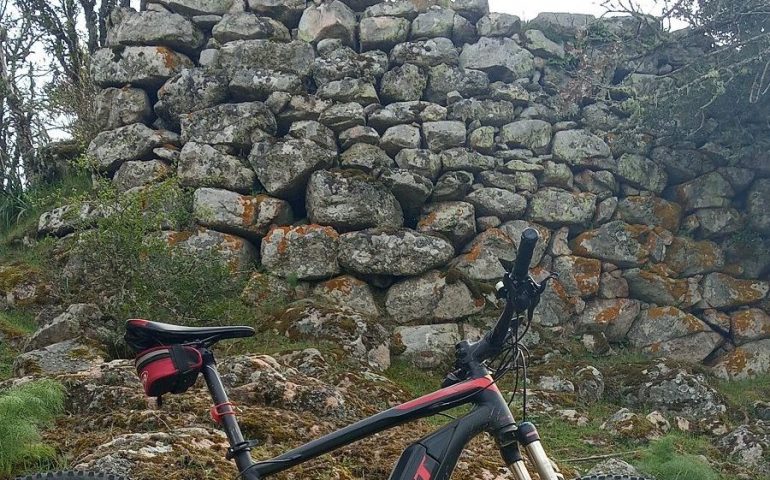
[125,319,255,351]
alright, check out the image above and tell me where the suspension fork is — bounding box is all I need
[497,422,562,480]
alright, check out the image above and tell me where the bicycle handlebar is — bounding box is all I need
[443,229,541,386]
[512,228,538,280]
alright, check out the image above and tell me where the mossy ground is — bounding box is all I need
[1,177,768,480]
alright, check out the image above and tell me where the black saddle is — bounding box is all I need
[125,319,255,351]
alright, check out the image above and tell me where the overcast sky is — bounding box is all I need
[489,0,688,29]
[491,0,649,19]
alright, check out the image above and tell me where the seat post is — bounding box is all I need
[200,348,258,479]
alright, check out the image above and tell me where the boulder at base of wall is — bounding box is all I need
[385,270,483,324]
[13,339,105,377]
[627,306,723,362]
[711,339,770,380]
[577,298,640,342]
[159,228,258,272]
[393,323,461,369]
[312,275,379,317]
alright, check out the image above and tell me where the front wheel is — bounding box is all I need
[574,475,652,480]
[15,472,128,480]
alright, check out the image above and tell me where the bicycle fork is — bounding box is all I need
[498,422,563,480]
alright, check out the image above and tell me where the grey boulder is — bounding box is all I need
[91,46,193,88]
[178,142,256,193]
[193,187,293,239]
[250,139,337,199]
[181,102,276,148]
[261,225,341,280]
[338,229,455,276]
[306,169,404,231]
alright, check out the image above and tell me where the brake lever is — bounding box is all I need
[525,272,557,322]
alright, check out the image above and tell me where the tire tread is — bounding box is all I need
[573,475,652,480]
[15,471,128,480]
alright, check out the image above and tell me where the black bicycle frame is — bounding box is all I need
[200,350,522,480]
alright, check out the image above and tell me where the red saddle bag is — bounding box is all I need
[135,344,203,397]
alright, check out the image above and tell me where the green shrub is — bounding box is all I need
[636,435,721,480]
[0,171,92,244]
[0,310,38,381]
[0,380,65,476]
[67,180,255,347]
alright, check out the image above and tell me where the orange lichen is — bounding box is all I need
[156,46,178,69]
[321,276,358,294]
[463,244,484,262]
[166,231,193,247]
[646,306,678,320]
[572,257,601,295]
[417,211,438,229]
[595,304,622,326]
[721,348,750,375]
[240,196,257,226]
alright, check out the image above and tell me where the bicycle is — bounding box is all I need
[17,229,651,480]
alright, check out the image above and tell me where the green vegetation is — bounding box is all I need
[0,310,37,381]
[636,435,722,480]
[0,171,93,246]
[55,179,264,357]
[384,358,442,398]
[715,373,770,415]
[0,379,65,476]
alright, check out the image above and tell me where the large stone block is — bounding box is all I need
[338,229,455,276]
[359,16,410,52]
[91,46,193,88]
[87,123,177,172]
[155,68,229,129]
[180,102,277,148]
[627,306,723,362]
[193,188,293,239]
[157,0,244,15]
[527,188,596,226]
[297,0,357,47]
[386,270,483,324]
[94,87,152,130]
[216,40,316,77]
[107,9,205,53]
[249,139,337,199]
[261,225,340,280]
[306,170,404,231]
[551,129,613,170]
[212,13,290,43]
[459,37,534,82]
[178,142,256,193]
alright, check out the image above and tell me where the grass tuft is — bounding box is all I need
[0,379,65,476]
[636,435,722,480]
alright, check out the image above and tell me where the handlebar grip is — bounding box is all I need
[512,228,539,279]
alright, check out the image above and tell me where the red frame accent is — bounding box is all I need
[128,319,150,327]
[210,402,236,425]
[396,376,497,411]
[414,456,432,480]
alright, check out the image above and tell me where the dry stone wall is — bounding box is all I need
[40,0,770,378]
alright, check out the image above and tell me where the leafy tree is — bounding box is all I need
[602,0,770,135]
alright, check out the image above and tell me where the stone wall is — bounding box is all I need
[41,0,770,379]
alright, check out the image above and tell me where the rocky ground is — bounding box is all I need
[2,0,770,478]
